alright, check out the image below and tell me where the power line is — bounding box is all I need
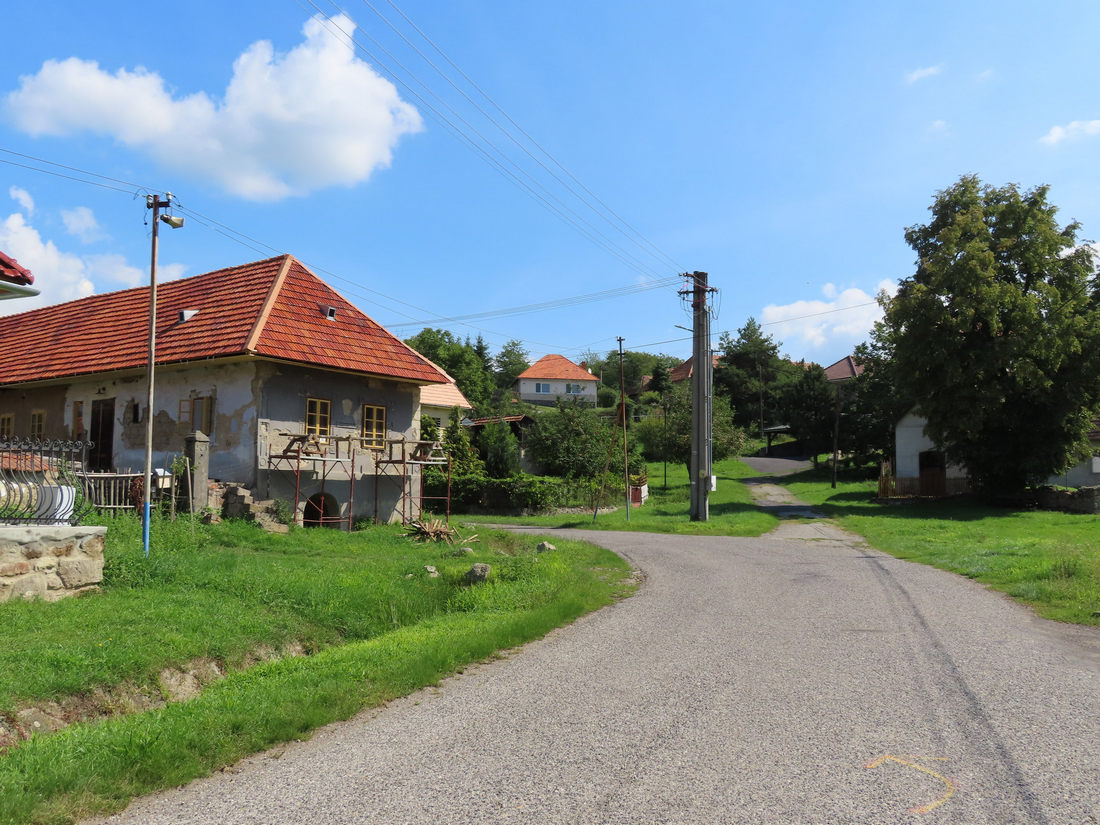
[299,3,672,281]
[358,0,684,275]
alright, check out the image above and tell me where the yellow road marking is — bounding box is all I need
[864,754,955,814]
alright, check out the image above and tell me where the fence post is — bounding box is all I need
[184,431,210,515]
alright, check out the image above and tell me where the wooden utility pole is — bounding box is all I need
[681,272,715,521]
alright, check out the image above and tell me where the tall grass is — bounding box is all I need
[0,513,634,824]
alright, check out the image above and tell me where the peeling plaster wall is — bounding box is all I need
[256,362,424,523]
[0,385,69,438]
[62,361,258,482]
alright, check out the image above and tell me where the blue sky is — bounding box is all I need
[3,1,1099,368]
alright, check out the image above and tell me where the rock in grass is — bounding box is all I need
[536,541,556,553]
[424,565,440,578]
[459,546,475,555]
[465,563,491,584]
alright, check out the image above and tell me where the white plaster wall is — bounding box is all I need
[63,360,259,483]
[517,377,597,405]
[1046,452,1100,487]
[894,411,967,480]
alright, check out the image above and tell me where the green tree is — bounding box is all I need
[477,419,521,478]
[777,364,835,467]
[634,383,746,472]
[714,318,796,434]
[882,175,1100,492]
[442,407,483,476]
[405,328,495,410]
[527,399,612,479]
[493,339,530,390]
[648,362,672,396]
[845,307,913,464]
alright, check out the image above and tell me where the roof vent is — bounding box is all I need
[324,305,338,321]
[178,309,199,323]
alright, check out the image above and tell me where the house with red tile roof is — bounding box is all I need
[0,250,39,301]
[668,353,721,384]
[0,254,447,524]
[515,354,598,406]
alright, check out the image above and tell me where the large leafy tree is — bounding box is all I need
[527,399,613,479]
[883,175,1100,492]
[634,383,747,472]
[405,328,495,410]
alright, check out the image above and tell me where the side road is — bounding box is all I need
[94,522,1100,824]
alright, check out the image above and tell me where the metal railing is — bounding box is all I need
[0,438,96,526]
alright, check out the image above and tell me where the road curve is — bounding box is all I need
[95,527,1099,825]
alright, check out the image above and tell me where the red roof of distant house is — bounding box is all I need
[0,250,33,286]
[517,354,596,382]
[822,355,864,382]
[669,354,721,383]
[0,254,447,386]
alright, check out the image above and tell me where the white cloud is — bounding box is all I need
[927,119,949,136]
[1039,119,1100,146]
[9,186,34,215]
[905,65,942,84]
[759,280,897,361]
[0,208,185,315]
[84,253,143,287]
[5,14,423,200]
[61,205,104,242]
[975,69,994,82]
[0,211,94,314]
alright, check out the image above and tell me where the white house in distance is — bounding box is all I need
[419,369,473,434]
[515,355,598,406]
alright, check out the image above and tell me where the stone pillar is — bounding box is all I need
[184,431,210,515]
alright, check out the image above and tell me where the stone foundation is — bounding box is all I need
[0,526,106,603]
[1035,485,1100,514]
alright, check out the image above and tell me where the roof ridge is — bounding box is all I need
[245,254,294,352]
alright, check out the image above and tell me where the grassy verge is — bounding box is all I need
[0,514,634,824]
[778,467,1100,625]
[461,458,777,536]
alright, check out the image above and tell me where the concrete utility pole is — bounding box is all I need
[618,337,630,522]
[681,272,715,521]
[142,194,182,558]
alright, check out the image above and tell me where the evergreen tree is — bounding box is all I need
[478,419,521,478]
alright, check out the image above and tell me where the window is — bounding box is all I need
[179,396,214,435]
[361,404,386,449]
[306,398,330,441]
[30,410,45,440]
[0,414,12,439]
[535,382,551,394]
[565,383,582,394]
[72,401,84,439]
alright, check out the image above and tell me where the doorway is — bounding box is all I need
[88,398,115,472]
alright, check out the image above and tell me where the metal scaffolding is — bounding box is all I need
[267,433,356,529]
[374,438,450,525]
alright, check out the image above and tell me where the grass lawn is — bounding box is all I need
[778,466,1100,626]
[0,513,634,825]
[461,458,778,536]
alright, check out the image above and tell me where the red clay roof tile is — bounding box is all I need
[517,354,596,382]
[0,254,446,386]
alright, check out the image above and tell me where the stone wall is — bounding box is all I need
[0,526,106,603]
[1035,485,1100,514]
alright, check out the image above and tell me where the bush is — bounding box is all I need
[423,472,571,514]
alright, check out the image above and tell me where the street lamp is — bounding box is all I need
[142,194,183,557]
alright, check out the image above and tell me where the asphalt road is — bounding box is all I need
[96,526,1099,825]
